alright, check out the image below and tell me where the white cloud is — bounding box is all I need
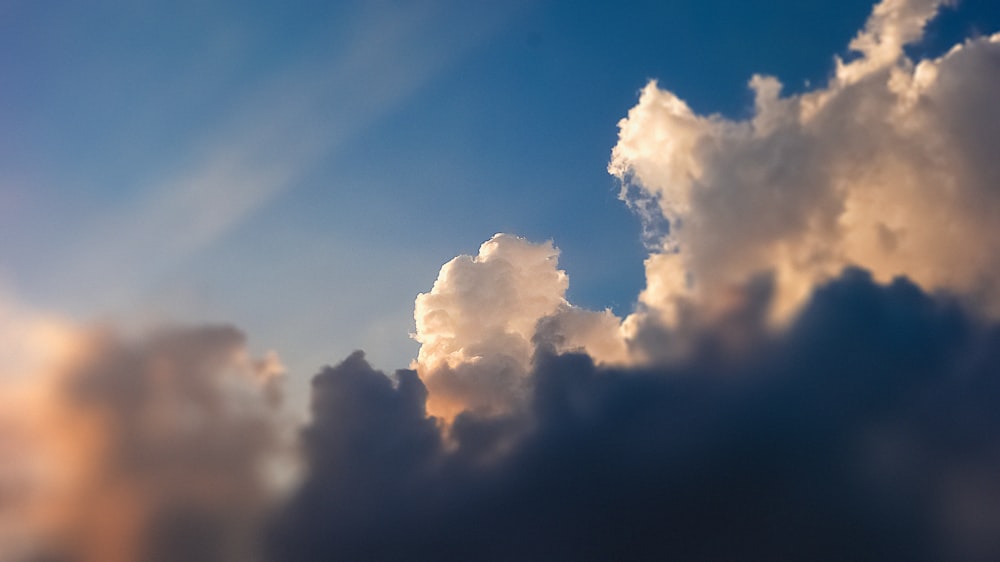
[413,234,568,417]
[413,234,629,418]
[610,0,1000,325]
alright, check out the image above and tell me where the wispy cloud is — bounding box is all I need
[27,1,525,313]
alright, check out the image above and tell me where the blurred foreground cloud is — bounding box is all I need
[412,233,627,418]
[0,319,288,562]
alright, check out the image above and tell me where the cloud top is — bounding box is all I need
[611,0,1000,323]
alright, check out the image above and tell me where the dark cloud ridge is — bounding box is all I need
[271,268,1000,561]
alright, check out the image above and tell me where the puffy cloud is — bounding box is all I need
[274,269,1000,561]
[413,233,626,418]
[610,0,1000,324]
[412,233,566,418]
[0,313,288,562]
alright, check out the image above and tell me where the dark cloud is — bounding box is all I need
[270,268,1000,561]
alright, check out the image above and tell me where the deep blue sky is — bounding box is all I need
[2,0,998,380]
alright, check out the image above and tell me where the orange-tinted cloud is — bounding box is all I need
[0,312,287,562]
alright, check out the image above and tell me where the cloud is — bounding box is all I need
[610,0,1000,324]
[413,233,626,418]
[274,269,1000,561]
[0,314,288,562]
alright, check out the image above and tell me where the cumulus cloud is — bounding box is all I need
[275,270,1000,561]
[412,233,626,418]
[259,2,1000,558]
[0,311,288,562]
[610,0,1000,324]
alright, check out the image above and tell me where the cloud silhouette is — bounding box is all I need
[273,269,1000,561]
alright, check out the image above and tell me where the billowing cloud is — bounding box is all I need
[611,0,1000,324]
[413,233,626,418]
[275,270,1000,561]
[0,312,288,562]
[260,1,1000,558]
[412,233,566,418]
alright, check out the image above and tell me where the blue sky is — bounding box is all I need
[2,0,998,382]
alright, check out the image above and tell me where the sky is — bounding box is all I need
[3,0,940,378]
[3,0,1000,560]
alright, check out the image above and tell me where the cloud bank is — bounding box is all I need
[277,270,1000,561]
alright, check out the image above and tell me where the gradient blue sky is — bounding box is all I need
[2,0,998,383]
